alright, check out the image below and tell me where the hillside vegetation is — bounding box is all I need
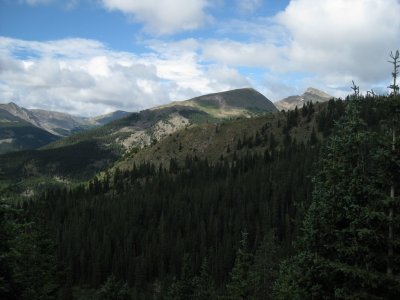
[1,82,399,299]
[0,88,278,200]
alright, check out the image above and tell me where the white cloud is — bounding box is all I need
[201,0,400,98]
[4,0,398,113]
[19,0,52,5]
[65,0,79,10]
[202,39,286,71]
[276,0,400,85]
[0,37,251,116]
[101,0,209,35]
[206,64,251,92]
[237,0,262,14]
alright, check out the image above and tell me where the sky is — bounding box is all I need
[0,0,399,117]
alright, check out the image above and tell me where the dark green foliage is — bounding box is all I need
[0,201,61,300]
[0,202,18,300]
[192,258,217,299]
[96,275,131,300]
[283,107,299,133]
[274,96,400,299]
[301,101,314,120]
[0,140,117,181]
[316,99,346,136]
[35,134,317,298]
[3,86,400,300]
[309,127,317,146]
[248,230,282,299]
[225,231,253,299]
[10,222,60,299]
[166,257,216,300]
[0,122,59,154]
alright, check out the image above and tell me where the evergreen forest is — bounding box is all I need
[1,56,400,299]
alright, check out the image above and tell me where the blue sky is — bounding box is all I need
[0,0,399,116]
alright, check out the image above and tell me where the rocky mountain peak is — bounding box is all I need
[303,87,331,99]
[274,87,333,111]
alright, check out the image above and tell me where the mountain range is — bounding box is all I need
[43,88,277,152]
[0,87,330,156]
[0,87,279,197]
[0,102,131,154]
[0,87,335,199]
[274,87,332,111]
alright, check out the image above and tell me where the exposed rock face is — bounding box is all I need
[30,109,88,135]
[0,102,42,127]
[107,88,277,152]
[275,87,332,111]
[0,102,131,136]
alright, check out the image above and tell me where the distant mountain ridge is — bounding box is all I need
[0,102,131,154]
[0,87,278,194]
[92,110,132,126]
[0,102,132,136]
[275,87,332,111]
[155,88,277,117]
[45,88,277,153]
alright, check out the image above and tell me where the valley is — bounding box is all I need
[1,87,399,300]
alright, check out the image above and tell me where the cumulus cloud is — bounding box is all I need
[276,0,400,85]
[101,0,209,35]
[202,0,400,97]
[202,39,286,70]
[0,37,251,116]
[5,0,398,112]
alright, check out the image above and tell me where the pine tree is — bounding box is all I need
[0,202,18,300]
[249,230,281,300]
[225,231,253,300]
[96,274,131,300]
[192,258,217,300]
[166,254,195,300]
[274,96,400,299]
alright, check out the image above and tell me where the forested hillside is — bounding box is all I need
[0,88,278,201]
[2,90,399,299]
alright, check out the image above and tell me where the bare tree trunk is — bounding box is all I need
[387,50,398,277]
[388,127,395,277]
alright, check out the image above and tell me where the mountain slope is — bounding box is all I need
[0,102,133,154]
[0,98,347,201]
[0,108,60,154]
[30,109,91,136]
[0,102,132,137]
[157,88,277,117]
[45,88,277,153]
[90,110,132,126]
[115,102,326,170]
[275,87,332,111]
[0,88,278,198]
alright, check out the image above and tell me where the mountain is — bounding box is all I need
[274,87,332,111]
[45,88,277,153]
[0,108,60,154]
[0,88,278,198]
[0,102,43,127]
[156,88,277,117]
[0,102,132,154]
[0,102,90,136]
[29,109,91,136]
[0,102,132,137]
[3,94,398,299]
[90,110,132,126]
